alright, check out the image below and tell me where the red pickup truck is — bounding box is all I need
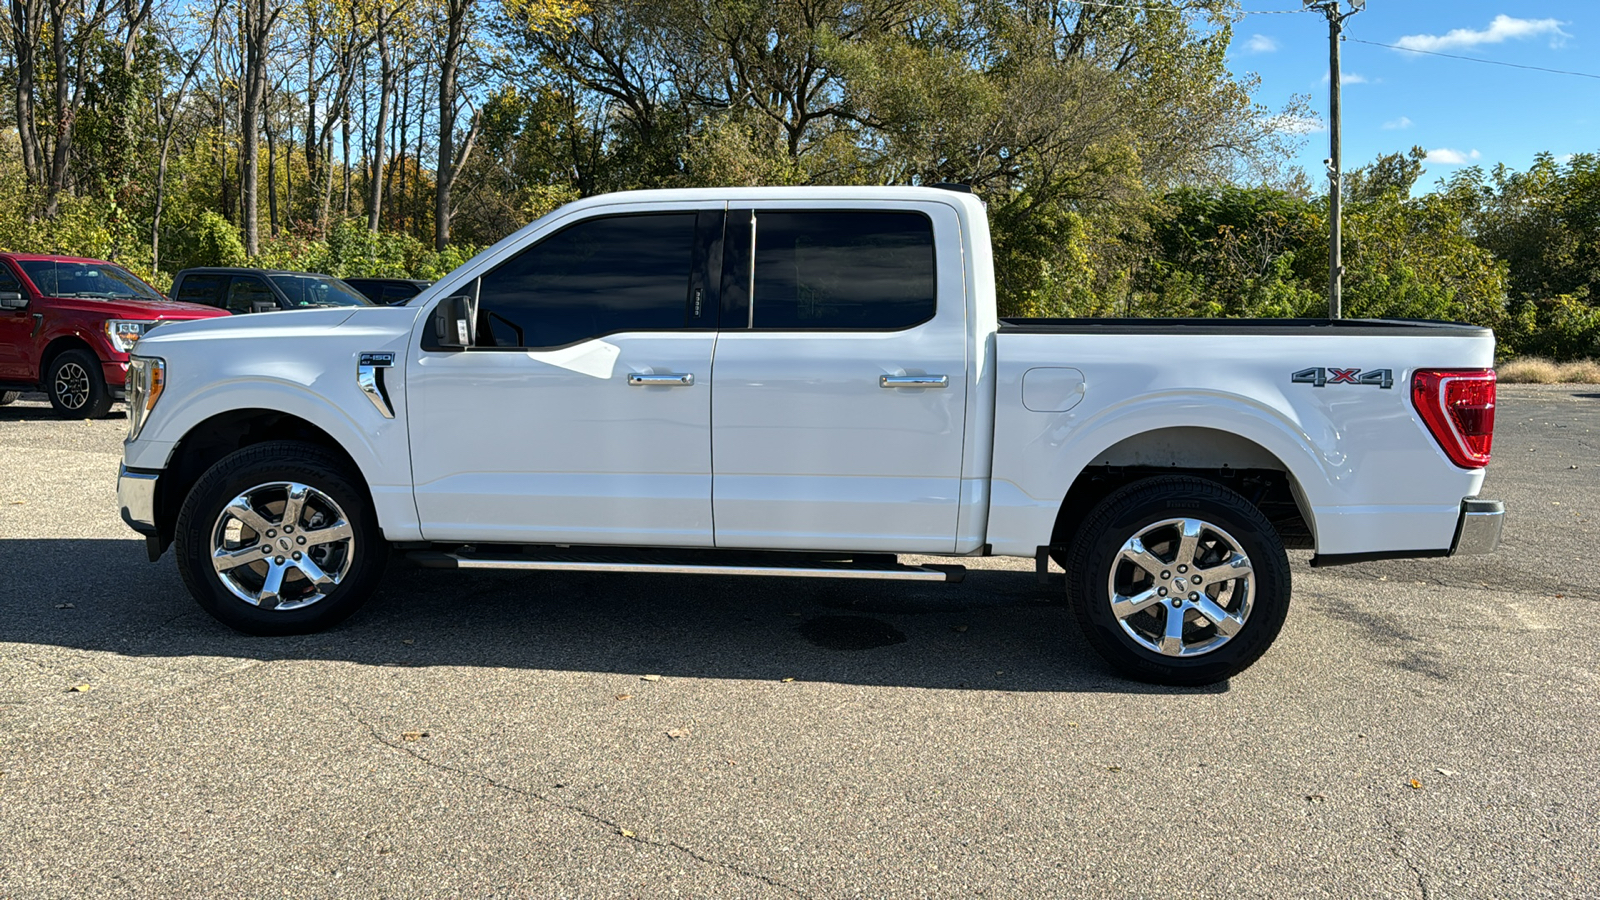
[0,254,228,418]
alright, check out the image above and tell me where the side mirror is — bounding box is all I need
[0,291,25,310]
[251,300,278,314]
[430,294,476,350]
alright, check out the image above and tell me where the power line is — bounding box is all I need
[1069,2,1310,14]
[1346,36,1600,81]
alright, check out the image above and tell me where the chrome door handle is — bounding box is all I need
[628,372,694,386]
[880,375,948,389]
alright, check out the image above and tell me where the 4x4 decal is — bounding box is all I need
[1292,367,1393,389]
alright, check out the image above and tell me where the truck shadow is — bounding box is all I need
[0,538,1223,695]
[0,394,127,422]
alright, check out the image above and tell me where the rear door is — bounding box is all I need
[710,204,970,553]
[172,273,226,311]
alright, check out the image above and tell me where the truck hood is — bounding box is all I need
[42,295,229,321]
[135,305,421,348]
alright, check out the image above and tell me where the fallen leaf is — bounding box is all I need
[8,500,23,505]
[619,829,635,838]
[1436,768,1459,776]
[1556,594,1565,599]
[67,684,92,693]
[1066,721,1079,728]
[1409,779,1423,790]
[780,677,796,683]
[1306,793,1327,803]
[951,624,968,633]
[640,674,661,682]
[401,731,429,742]
[401,639,414,645]
[1106,765,1122,772]
[614,693,632,701]
[55,603,74,609]
[665,728,690,740]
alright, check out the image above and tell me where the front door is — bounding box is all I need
[408,208,723,546]
[0,262,33,381]
[711,204,970,553]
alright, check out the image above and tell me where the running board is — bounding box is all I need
[407,548,965,583]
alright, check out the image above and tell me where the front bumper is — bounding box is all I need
[117,463,158,535]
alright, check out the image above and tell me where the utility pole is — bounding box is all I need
[1305,0,1364,319]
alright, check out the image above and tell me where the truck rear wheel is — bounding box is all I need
[1065,475,1290,686]
[174,441,387,635]
[47,349,113,418]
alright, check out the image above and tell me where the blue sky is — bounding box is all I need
[1231,1,1600,186]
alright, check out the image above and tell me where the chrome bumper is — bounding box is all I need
[117,463,159,535]
[1451,498,1504,556]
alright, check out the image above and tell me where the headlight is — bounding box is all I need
[105,319,157,353]
[126,356,165,441]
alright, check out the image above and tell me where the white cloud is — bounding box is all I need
[1322,71,1370,85]
[1424,148,1482,165]
[1268,114,1325,135]
[1396,15,1569,52]
[1246,34,1279,53]
[1382,117,1414,130]
[1559,153,1576,164]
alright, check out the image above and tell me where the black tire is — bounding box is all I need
[46,349,113,418]
[1065,475,1290,686]
[0,390,19,406]
[175,440,387,635]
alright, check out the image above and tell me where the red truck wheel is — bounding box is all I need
[46,349,113,419]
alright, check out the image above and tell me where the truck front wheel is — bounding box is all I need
[174,441,387,635]
[47,349,113,418]
[1065,476,1290,686]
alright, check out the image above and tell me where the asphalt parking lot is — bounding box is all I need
[1,385,1596,898]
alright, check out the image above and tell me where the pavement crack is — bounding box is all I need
[334,699,806,897]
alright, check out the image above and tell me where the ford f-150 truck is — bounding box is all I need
[117,187,1504,685]
[0,254,228,417]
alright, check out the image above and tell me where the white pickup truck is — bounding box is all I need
[117,186,1503,684]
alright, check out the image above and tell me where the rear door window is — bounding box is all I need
[175,274,225,308]
[750,212,935,330]
[474,213,698,349]
[225,276,277,314]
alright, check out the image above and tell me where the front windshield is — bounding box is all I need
[268,274,375,308]
[19,260,163,301]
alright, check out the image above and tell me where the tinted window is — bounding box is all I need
[476,214,696,349]
[751,212,935,330]
[381,283,422,304]
[226,276,277,313]
[175,274,225,308]
[268,274,373,308]
[0,263,20,293]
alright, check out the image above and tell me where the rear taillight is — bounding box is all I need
[1411,369,1496,468]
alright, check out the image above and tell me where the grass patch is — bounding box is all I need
[1497,357,1600,384]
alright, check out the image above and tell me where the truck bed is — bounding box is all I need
[999,317,1491,337]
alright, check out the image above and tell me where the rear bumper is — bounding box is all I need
[1451,498,1505,556]
[1309,498,1504,567]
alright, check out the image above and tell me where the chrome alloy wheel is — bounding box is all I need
[53,361,91,409]
[209,481,356,610]
[1106,517,1255,658]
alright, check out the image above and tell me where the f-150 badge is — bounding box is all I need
[1292,367,1393,389]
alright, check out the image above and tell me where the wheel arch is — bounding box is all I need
[1050,426,1316,557]
[152,409,371,555]
[40,335,98,379]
